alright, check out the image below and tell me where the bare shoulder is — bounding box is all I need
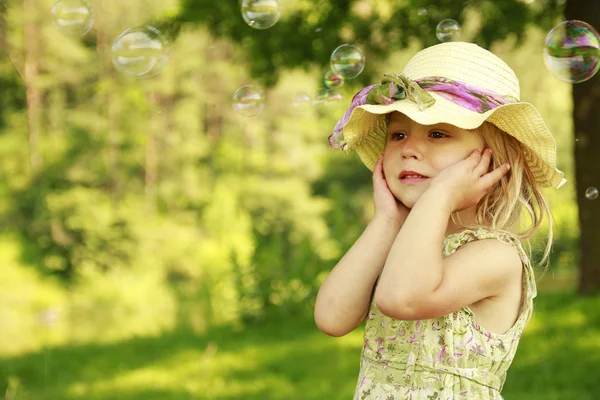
[452,235,523,270]
[455,237,526,333]
[380,235,524,320]
[448,236,524,293]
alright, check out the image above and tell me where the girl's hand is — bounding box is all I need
[428,148,510,213]
[372,154,410,225]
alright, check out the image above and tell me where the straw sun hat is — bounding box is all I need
[328,42,566,189]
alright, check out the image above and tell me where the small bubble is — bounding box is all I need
[330,44,365,80]
[436,19,461,42]
[328,92,343,108]
[544,20,600,83]
[315,27,322,33]
[417,8,428,16]
[292,92,311,109]
[585,186,599,200]
[324,70,344,89]
[111,26,169,78]
[50,0,94,37]
[241,0,281,30]
[233,85,265,117]
[313,89,342,109]
[312,89,329,108]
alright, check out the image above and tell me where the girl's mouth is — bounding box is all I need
[398,170,429,184]
[400,176,429,184]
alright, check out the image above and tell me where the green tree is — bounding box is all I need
[168,0,600,295]
[0,0,344,333]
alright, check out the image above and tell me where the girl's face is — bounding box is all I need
[383,112,485,209]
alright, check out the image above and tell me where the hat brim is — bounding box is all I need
[342,93,566,189]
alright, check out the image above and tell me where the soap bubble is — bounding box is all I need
[544,20,600,83]
[328,92,343,107]
[292,92,311,108]
[436,19,461,42]
[241,0,281,30]
[417,8,428,17]
[50,0,94,37]
[585,186,599,200]
[233,85,265,117]
[313,89,342,109]
[330,44,365,80]
[324,70,344,89]
[111,26,169,78]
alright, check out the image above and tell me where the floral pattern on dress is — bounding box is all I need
[354,228,537,400]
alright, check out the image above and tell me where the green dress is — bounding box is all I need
[354,228,537,400]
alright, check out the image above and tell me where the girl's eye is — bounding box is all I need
[430,131,448,139]
[391,132,406,140]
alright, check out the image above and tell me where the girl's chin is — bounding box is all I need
[392,185,426,206]
[393,193,420,209]
[402,201,416,209]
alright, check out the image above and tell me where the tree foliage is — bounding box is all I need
[167,0,566,87]
[0,0,589,357]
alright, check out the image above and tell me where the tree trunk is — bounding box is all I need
[95,0,120,206]
[565,0,600,295]
[204,102,223,143]
[0,0,24,79]
[145,92,159,213]
[265,121,276,177]
[203,101,223,176]
[0,1,8,58]
[23,0,41,172]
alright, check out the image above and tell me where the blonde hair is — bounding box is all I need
[456,121,553,270]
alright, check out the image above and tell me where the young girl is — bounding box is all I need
[315,42,565,399]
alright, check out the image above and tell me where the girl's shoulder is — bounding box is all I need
[443,227,529,265]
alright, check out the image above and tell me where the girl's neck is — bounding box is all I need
[445,206,486,236]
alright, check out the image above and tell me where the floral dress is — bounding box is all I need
[354,228,537,400]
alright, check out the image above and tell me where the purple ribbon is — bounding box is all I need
[328,75,518,149]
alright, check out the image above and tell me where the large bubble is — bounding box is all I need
[544,20,600,83]
[111,26,169,78]
[233,85,265,117]
[241,0,281,30]
[436,19,461,42]
[330,44,365,80]
[50,0,94,37]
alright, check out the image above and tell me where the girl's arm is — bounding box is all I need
[375,188,521,320]
[375,149,519,320]
[314,216,402,337]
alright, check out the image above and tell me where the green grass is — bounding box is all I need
[1,291,599,400]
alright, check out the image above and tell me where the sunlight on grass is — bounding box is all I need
[63,332,326,399]
[525,302,586,335]
[332,329,364,348]
[575,331,600,351]
[2,291,598,400]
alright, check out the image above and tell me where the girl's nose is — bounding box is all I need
[401,136,424,159]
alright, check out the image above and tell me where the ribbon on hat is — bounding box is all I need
[366,74,436,109]
[417,76,518,113]
[328,74,519,150]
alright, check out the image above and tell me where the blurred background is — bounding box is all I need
[0,0,599,399]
